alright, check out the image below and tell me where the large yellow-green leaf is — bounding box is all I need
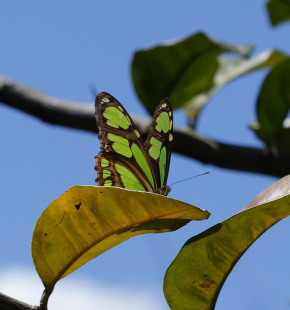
[32,186,209,293]
[164,175,290,310]
[132,32,287,122]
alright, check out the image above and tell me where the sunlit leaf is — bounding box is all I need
[132,32,287,123]
[267,0,290,26]
[183,49,286,120]
[164,175,290,310]
[245,174,290,209]
[32,186,209,292]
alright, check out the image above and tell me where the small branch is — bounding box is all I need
[39,287,54,310]
[1,75,289,178]
[0,292,39,310]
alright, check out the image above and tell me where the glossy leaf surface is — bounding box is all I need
[32,186,209,291]
[164,175,290,310]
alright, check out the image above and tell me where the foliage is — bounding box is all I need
[32,186,209,307]
[267,0,290,26]
[2,2,290,310]
[132,32,289,136]
[164,176,290,309]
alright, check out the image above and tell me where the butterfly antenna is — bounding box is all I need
[169,172,209,187]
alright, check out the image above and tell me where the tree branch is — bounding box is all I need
[0,292,39,310]
[1,75,289,178]
[0,75,96,132]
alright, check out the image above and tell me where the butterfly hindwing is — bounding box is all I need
[95,92,173,195]
[144,99,173,195]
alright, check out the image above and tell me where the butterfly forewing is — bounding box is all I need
[95,92,156,192]
[95,92,173,196]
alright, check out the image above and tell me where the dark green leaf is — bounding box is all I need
[132,33,253,116]
[267,0,290,26]
[132,32,287,124]
[256,58,290,152]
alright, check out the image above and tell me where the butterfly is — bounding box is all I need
[94,92,173,196]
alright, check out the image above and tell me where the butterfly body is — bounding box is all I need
[95,92,173,196]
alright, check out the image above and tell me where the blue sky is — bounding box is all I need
[1,1,290,309]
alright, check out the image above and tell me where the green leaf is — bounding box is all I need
[132,33,253,116]
[256,58,290,153]
[164,175,290,310]
[183,49,287,120]
[251,121,290,155]
[267,0,290,26]
[132,32,287,123]
[32,186,209,304]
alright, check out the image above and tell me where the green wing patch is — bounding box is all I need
[95,92,173,196]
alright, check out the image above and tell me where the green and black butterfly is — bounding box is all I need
[94,92,173,196]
